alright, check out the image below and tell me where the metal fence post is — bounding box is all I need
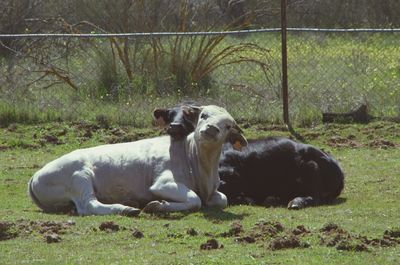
[281,0,289,124]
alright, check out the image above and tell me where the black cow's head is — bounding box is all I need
[298,146,344,203]
[153,103,201,140]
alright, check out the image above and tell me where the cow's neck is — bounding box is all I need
[185,134,221,203]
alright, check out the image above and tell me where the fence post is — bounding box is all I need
[281,0,289,124]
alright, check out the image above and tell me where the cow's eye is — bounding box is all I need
[226,125,232,130]
[201,113,209,120]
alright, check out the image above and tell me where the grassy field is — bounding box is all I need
[1,120,399,264]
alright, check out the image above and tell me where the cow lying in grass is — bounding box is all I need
[28,105,247,216]
[153,105,344,209]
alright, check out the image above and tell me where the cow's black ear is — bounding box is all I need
[181,105,202,123]
[228,125,247,151]
[153,108,170,127]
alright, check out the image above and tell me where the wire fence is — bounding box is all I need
[0,28,399,126]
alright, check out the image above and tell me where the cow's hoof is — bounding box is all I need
[287,198,304,210]
[121,207,141,217]
[287,201,301,210]
[142,200,165,213]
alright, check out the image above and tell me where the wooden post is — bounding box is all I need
[281,0,289,124]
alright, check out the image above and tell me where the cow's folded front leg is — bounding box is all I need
[144,180,201,213]
[205,191,228,208]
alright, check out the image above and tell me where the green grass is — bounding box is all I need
[1,32,399,127]
[1,121,400,264]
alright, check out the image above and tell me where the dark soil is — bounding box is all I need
[0,221,19,241]
[291,225,311,236]
[269,235,310,250]
[45,233,61,243]
[368,139,398,149]
[253,221,285,238]
[200,238,223,250]
[99,221,120,232]
[326,136,361,148]
[384,229,400,238]
[1,219,75,241]
[219,222,243,237]
[319,223,400,252]
[31,220,75,234]
[132,229,144,239]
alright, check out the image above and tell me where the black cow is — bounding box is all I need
[153,105,345,209]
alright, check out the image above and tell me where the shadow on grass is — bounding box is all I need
[201,207,249,221]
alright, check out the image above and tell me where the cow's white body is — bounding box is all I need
[28,105,247,216]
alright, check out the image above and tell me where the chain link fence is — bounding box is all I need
[0,28,399,127]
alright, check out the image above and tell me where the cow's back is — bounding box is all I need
[29,136,172,209]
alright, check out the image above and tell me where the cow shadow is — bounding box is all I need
[326,197,347,206]
[201,207,249,221]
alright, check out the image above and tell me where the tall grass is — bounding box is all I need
[0,33,399,127]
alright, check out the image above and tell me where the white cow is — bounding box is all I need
[28,105,247,216]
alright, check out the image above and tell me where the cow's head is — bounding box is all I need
[298,146,344,202]
[154,104,247,150]
[193,105,247,150]
[153,103,201,140]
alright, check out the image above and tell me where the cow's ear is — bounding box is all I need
[228,125,247,151]
[153,108,170,127]
[181,105,202,123]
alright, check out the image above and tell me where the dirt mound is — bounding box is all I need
[384,229,400,238]
[327,136,361,148]
[132,228,144,239]
[368,139,398,149]
[99,221,120,232]
[291,225,311,236]
[253,221,285,238]
[269,235,310,250]
[200,239,223,250]
[219,222,243,237]
[233,221,285,244]
[30,220,75,234]
[1,219,75,242]
[0,221,19,241]
[319,223,400,252]
[45,233,62,243]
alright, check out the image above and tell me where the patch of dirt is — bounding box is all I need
[99,221,120,232]
[233,221,285,244]
[132,228,144,239]
[45,233,61,243]
[253,221,285,238]
[1,219,75,241]
[384,229,400,238]
[187,228,198,236]
[35,220,75,234]
[318,223,400,252]
[291,225,311,236]
[0,221,19,241]
[368,139,398,149]
[326,136,361,148]
[41,135,64,145]
[200,238,223,250]
[268,235,310,250]
[219,222,243,237]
